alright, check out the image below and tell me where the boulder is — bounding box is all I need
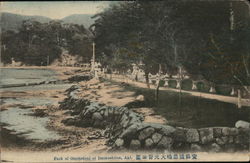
[216,138,225,145]
[138,127,155,140]
[136,95,145,101]
[130,139,141,150]
[235,120,250,129]
[173,129,186,142]
[156,136,173,150]
[213,127,222,138]
[209,143,222,152]
[191,144,202,152]
[92,112,103,127]
[145,138,154,148]
[186,129,199,143]
[199,128,214,144]
[160,125,176,136]
[221,136,229,144]
[92,112,103,120]
[222,127,238,136]
[120,123,143,138]
[115,138,124,147]
[152,132,162,144]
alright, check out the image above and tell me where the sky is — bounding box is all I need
[1,1,111,19]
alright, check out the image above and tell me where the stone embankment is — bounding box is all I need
[59,84,250,152]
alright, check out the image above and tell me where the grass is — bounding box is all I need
[110,80,250,128]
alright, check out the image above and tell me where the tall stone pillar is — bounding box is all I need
[230,87,236,96]
[192,81,197,90]
[176,80,181,89]
[238,89,242,109]
[164,80,169,87]
[209,86,216,93]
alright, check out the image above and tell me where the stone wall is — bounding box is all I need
[59,85,250,152]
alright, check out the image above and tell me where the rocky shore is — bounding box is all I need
[59,82,250,153]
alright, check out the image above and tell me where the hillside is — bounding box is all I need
[61,14,95,28]
[1,12,95,32]
[0,12,52,31]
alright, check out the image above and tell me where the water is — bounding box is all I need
[0,68,57,86]
[1,107,61,141]
[0,68,72,144]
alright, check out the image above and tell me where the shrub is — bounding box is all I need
[181,79,193,90]
[215,85,232,95]
[196,82,210,92]
[159,80,165,87]
[168,80,177,88]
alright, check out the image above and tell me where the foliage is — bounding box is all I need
[93,0,250,87]
[1,20,92,65]
[181,79,193,91]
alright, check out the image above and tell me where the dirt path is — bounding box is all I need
[108,74,250,107]
[75,79,167,124]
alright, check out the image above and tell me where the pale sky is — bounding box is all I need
[1,1,111,19]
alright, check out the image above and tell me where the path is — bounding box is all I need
[107,74,250,107]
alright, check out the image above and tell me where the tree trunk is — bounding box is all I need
[178,66,182,116]
[145,70,150,88]
[155,64,162,104]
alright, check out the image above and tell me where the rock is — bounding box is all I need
[234,135,249,144]
[224,144,236,153]
[130,139,141,150]
[210,143,221,152]
[173,129,186,142]
[92,112,103,127]
[156,136,173,150]
[108,107,114,117]
[222,127,238,136]
[213,128,222,138]
[216,138,225,145]
[136,95,145,101]
[138,127,155,140]
[88,131,102,139]
[228,136,234,143]
[92,112,103,121]
[68,75,92,82]
[121,123,143,138]
[199,128,213,144]
[120,114,130,128]
[61,118,76,126]
[152,132,162,144]
[191,144,202,151]
[160,125,176,136]
[221,136,229,144]
[235,120,250,129]
[186,129,199,143]
[238,128,250,137]
[115,138,124,147]
[104,109,109,119]
[145,138,154,148]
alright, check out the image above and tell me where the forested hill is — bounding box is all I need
[61,14,95,28]
[0,12,52,31]
[0,12,94,31]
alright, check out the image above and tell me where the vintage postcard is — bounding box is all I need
[0,1,250,162]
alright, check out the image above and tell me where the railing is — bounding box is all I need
[99,72,250,108]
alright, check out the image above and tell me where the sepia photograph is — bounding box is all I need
[0,0,250,162]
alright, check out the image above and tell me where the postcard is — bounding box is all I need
[0,1,250,162]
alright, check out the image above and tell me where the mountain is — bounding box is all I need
[0,12,52,31]
[0,12,96,32]
[61,14,95,28]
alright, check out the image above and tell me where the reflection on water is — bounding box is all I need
[1,107,61,141]
[1,97,55,106]
[0,68,57,86]
[0,68,70,144]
